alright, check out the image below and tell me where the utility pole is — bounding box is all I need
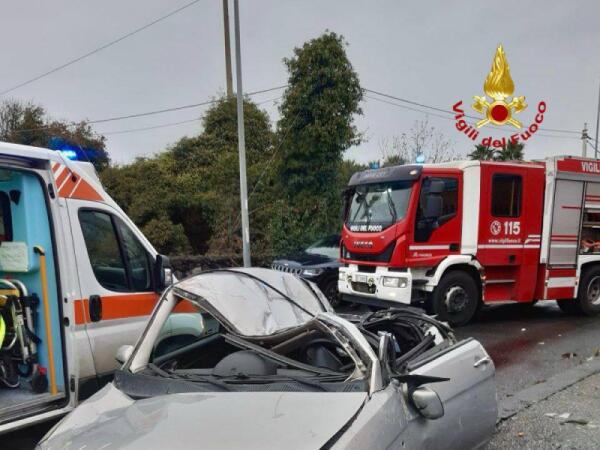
[582,123,589,158]
[233,0,251,267]
[595,79,600,159]
[222,0,233,97]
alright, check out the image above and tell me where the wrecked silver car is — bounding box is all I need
[38,268,497,449]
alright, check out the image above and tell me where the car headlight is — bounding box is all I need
[302,268,324,277]
[382,276,408,288]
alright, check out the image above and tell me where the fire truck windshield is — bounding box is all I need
[346,181,413,232]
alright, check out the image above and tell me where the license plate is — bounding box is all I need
[356,274,368,283]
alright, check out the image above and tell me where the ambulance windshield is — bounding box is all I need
[346,181,413,232]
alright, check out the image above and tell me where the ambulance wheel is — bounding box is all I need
[432,271,480,327]
[559,266,600,316]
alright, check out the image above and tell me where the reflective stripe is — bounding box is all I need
[547,277,576,288]
[408,245,449,250]
[478,244,541,249]
[74,292,159,325]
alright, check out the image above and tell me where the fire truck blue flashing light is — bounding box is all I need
[415,154,426,164]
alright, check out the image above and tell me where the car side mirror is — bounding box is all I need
[115,345,134,364]
[154,254,173,292]
[411,386,445,420]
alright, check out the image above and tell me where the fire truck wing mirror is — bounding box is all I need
[154,254,173,292]
[428,179,445,194]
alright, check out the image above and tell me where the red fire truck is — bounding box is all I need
[338,156,600,326]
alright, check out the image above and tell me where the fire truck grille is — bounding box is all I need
[343,242,395,263]
[351,282,377,294]
[271,264,302,275]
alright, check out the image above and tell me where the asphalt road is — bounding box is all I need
[454,301,600,402]
[5,300,600,449]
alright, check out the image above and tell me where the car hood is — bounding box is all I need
[274,251,338,267]
[40,384,367,450]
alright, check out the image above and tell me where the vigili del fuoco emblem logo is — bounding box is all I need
[452,44,547,148]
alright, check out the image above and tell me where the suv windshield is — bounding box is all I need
[306,235,340,259]
[346,181,413,232]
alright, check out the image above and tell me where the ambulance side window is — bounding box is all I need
[79,210,153,292]
[116,220,152,291]
[79,210,129,292]
[491,174,522,217]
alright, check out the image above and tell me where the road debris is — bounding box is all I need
[561,352,577,359]
[561,417,589,426]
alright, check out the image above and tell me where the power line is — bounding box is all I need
[0,0,204,97]
[364,88,581,136]
[100,95,282,136]
[364,88,452,116]
[364,89,581,140]
[102,117,201,135]
[12,86,287,134]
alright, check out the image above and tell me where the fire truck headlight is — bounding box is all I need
[338,271,345,281]
[382,277,408,288]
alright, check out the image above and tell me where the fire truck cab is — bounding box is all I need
[0,142,171,433]
[339,156,600,326]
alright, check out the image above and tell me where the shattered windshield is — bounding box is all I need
[117,296,366,395]
[346,181,413,232]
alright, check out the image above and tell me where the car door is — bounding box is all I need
[404,339,497,450]
[408,174,462,267]
[67,199,159,385]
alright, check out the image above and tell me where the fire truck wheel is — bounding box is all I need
[432,271,480,327]
[561,266,600,316]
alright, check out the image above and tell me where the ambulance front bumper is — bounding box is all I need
[338,265,412,305]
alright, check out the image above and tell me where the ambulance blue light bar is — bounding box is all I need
[59,149,78,160]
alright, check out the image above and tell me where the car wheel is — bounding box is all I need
[322,279,341,308]
[559,266,600,316]
[432,271,480,327]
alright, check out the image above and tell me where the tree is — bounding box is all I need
[101,96,276,256]
[497,140,524,161]
[468,144,495,161]
[468,141,525,161]
[0,99,109,171]
[379,118,459,164]
[273,31,363,253]
[101,154,192,254]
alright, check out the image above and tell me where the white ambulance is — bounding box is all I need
[0,142,172,433]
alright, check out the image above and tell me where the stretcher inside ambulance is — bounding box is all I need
[0,142,172,433]
[0,166,66,426]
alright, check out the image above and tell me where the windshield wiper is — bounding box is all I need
[146,363,232,391]
[222,371,330,392]
[386,190,398,223]
[349,192,367,224]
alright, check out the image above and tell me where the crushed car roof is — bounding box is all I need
[172,268,332,337]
